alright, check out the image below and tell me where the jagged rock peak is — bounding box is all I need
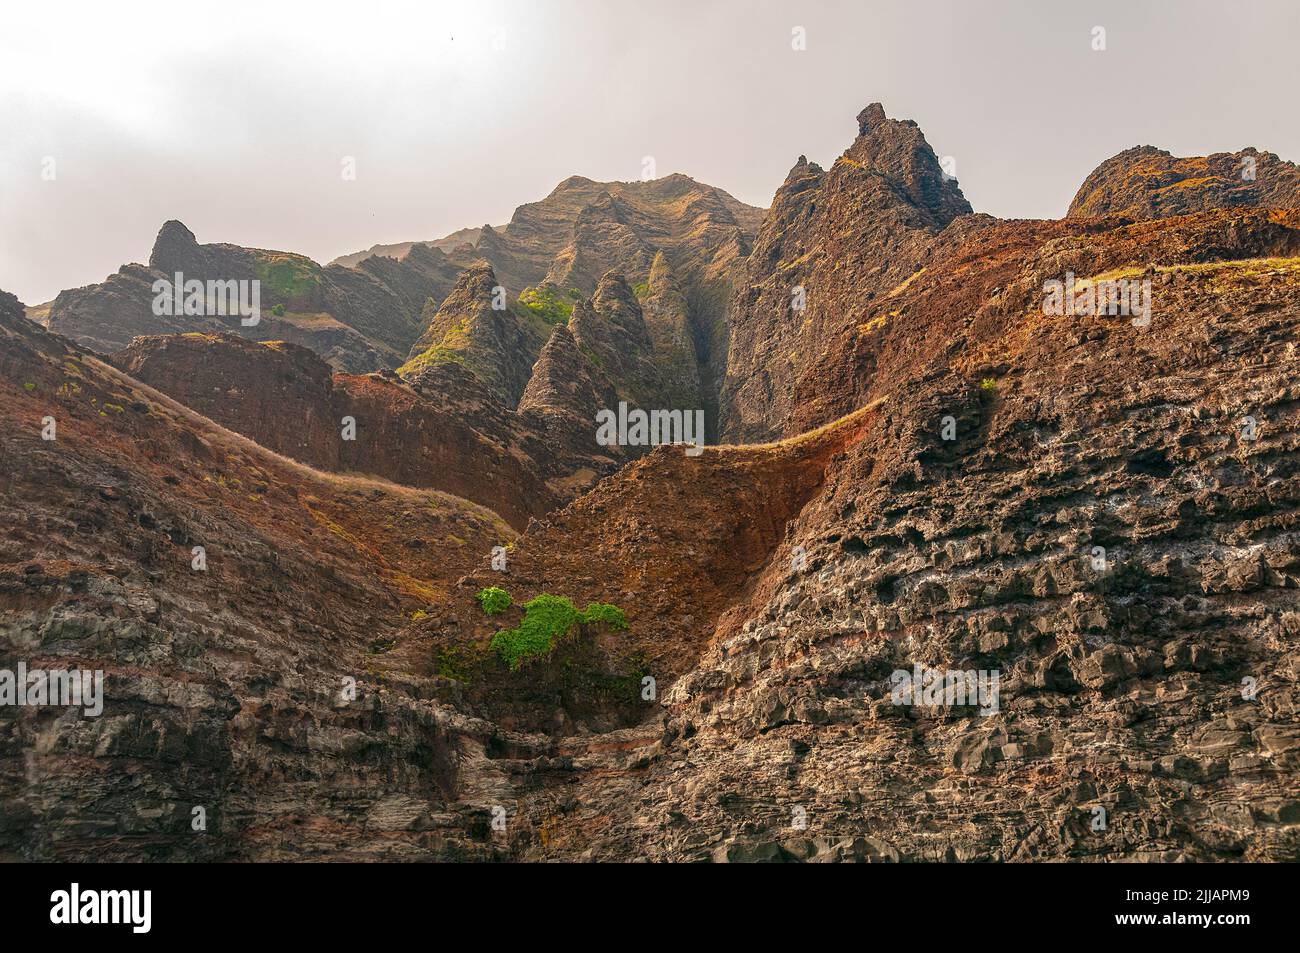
[156,219,196,245]
[459,260,501,292]
[856,102,887,135]
[476,224,507,252]
[843,101,972,226]
[784,155,824,184]
[592,270,638,309]
[518,322,609,420]
[149,220,200,269]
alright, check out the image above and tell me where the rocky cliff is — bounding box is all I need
[347,173,762,425]
[0,290,522,860]
[1068,146,1300,220]
[5,103,1300,863]
[720,104,973,442]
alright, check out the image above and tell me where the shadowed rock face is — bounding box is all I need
[720,103,973,444]
[6,102,1300,863]
[1068,146,1300,220]
[569,272,666,409]
[44,221,443,372]
[403,262,550,409]
[518,323,613,422]
[108,331,622,529]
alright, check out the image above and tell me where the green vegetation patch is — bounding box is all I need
[398,345,468,377]
[258,255,321,301]
[476,586,512,615]
[490,594,627,668]
[518,284,577,325]
[579,602,628,628]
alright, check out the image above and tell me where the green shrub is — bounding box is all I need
[490,594,626,668]
[270,303,286,317]
[491,594,577,667]
[979,377,997,391]
[259,257,320,299]
[476,586,512,615]
[579,602,627,629]
[518,284,576,325]
[435,647,472,681]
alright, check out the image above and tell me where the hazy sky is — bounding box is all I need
[2,0,1297,305]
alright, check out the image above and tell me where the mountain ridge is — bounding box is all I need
[6,101,1300,862]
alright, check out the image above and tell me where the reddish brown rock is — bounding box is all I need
[1068,145,1300,220]
[110,332,557,528]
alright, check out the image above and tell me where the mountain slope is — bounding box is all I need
[7,104,1300,864]
[0,290,521,860]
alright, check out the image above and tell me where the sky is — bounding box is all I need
[2,0,1297,305]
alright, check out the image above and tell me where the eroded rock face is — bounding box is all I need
[569,273,665,410]
[403,262,550,409]
[521,210,1300,862]
[7,103,1300,864]
[518,324,613,422]
[1068,146,1300,220]
[720,104,973,443]
[0,293,519,860]
[109,332,588,529]
[346,172,763,424]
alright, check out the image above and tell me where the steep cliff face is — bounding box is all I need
[537,208,1300,862]
[1068,146,1300,220]
[518,324,614,421]
[344,173,763,426]
[720,104,973,443]
[404,264,707,455]
[568,273,666,408]
[640,252,704,413]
